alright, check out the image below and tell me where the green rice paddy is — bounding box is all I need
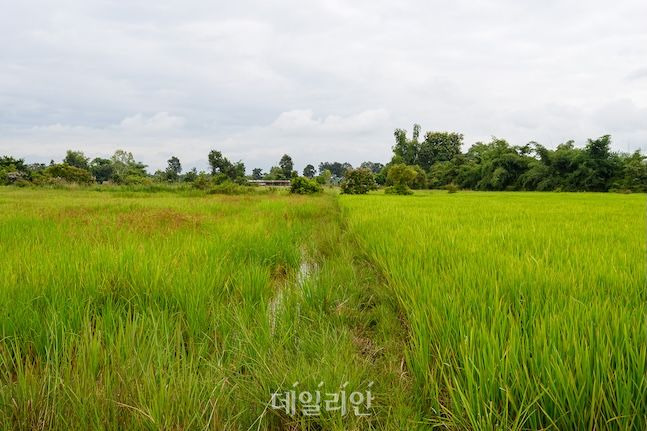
[0,188,644,430]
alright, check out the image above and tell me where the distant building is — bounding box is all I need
[248,179,291,187]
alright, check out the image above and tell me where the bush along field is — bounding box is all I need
[0,187,645,430]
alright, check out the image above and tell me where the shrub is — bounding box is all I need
[193,174,211,190]
[43,164,94,185]
[290,176,322,194]
[386,164,417,195]
[340,168,377,194]
[207,181,254,195]
[385,184,414,195]
[445,183,459,193]
[411,165,428,189]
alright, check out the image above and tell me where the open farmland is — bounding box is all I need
[0,188,645,430]
[0,188,412,430]
[341,191,646,429]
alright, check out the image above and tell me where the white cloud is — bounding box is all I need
[1,0,647,169]
[118,112,186,132]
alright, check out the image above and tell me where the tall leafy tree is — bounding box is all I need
[303,164,316,178]
[359,161,385,173]
[252,168,263,180]
[208,150,232,175]
[392,124,421,165]
[111,150,148,182]
[64,150,90,171]
[89,158,114,183]
[318,162,352,179]
[279,154,294,179]
[417,132,463,171]
[165,156,182,181]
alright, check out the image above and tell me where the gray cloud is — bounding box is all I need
[1,0,647,171]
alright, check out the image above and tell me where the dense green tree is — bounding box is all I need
[359,161,385,174]
[318,162,352,179]
[111,150,148,183]
[392,125,420,165]
[44,164,94,184]
[340,168,377,194]
[89,158,114,183]
[290,176,322,194]
[417,132,463,171]
[208,150,245,182]
[165,156,182,181]
[615,151,647,192]
[0,156,29,185]
[63,150,90,171]
[208,150,231,176]
[183,168,198,183]
[265,166,283,180]
[279,154,294,179]
[315,169,332,185]
[0,156,27,172]
[251,168,263,180]
[303,164,316,178]
[578,135,619,192]
[385,163,417,195]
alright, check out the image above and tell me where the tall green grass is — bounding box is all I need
[0,188,411,430]
[2,187,644,429]
[341,191,646,429]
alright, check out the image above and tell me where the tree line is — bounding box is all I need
[1,125,645,194]
[388,125,646,193]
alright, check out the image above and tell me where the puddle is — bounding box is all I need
[268,248,318,336]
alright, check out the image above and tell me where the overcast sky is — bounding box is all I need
[1,0,646,172]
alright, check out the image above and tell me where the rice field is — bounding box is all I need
[0,188,411,430]
[341,191,646,430]
[0,188,645,430]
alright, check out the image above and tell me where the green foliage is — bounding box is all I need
[410,164,427,189]
[386,163,417,195]
[192,173,211,189]
[110,150,148,183]
[264,166,283,180]
[315,169,332,185]
[417,132,463,170]
[279,154,294,179]
[615,151,647,192]
[391,126,643,193]
[302,164,316,178]
[251,168,263,180]
[182,168,198,183]
[43,163,95,184]
[318,161,352,180]
[207,150,245,182]
[384,184,413,195]
[63,150,90,171]
[0,156,27,172]
[165,156,182,181]
[359,161,385,174]
[207,180,254,195]
[340,168,377,194]
[89,158,114,183]
[0,157,29,185]
[290,176,322,194]
[445,182,459,193]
